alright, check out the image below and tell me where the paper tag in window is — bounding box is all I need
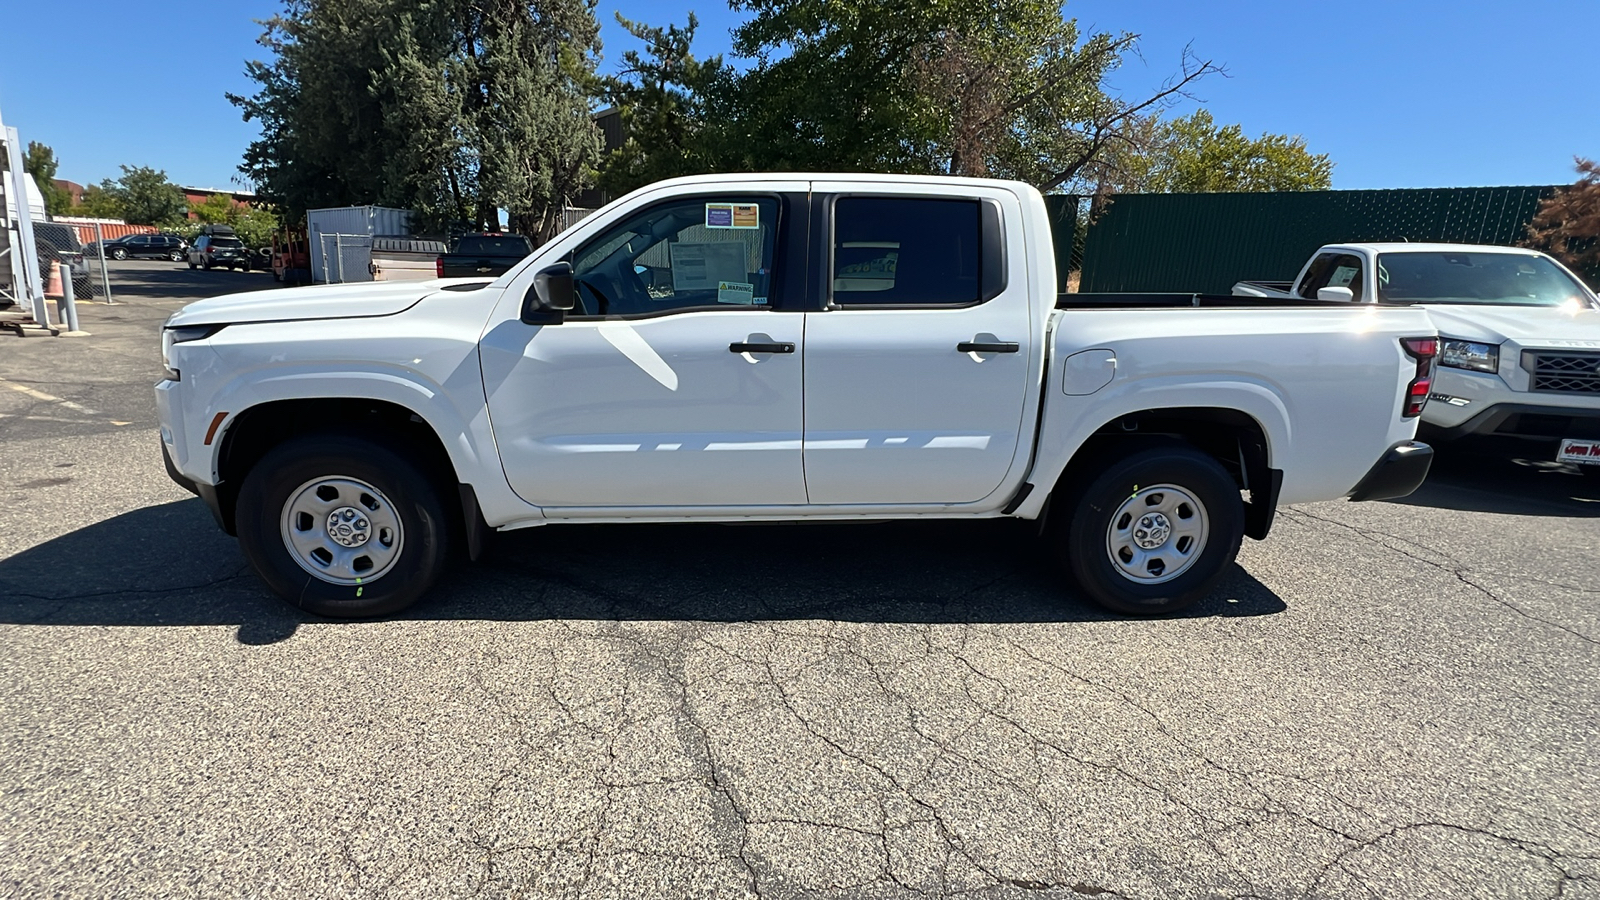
[706,203,759,229]
[717,281,756,304]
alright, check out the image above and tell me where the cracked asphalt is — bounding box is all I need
[2,261,1598,898]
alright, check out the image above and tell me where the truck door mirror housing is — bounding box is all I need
[522,262,577,324]
[1317,286,1356,303]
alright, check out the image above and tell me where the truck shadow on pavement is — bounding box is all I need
[102,260,277,303]
[1385,437,1600,518]
[0,498,1287,645]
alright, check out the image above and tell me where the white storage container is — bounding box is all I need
[306,206,413,283]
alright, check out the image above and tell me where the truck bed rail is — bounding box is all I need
[1058,292,1359,309]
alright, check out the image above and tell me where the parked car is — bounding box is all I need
[93,233,188,261]
[157,173,1439,620]
[1236,243,1600,472]
[29,222,89,282]
[435,232,533,278]
[187,230,252,271]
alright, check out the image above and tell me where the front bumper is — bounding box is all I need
[161,439,230,533]
[1421,402,1600,442]
[1348,441,1434,502]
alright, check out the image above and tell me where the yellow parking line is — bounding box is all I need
[0,378,107,418]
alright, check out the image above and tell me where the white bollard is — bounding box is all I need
[58,263,82,334]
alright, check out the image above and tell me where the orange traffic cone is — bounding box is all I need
[44,262,64,299]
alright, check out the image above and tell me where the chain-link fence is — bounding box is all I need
[316,233,374,284]
[28,219,108,302]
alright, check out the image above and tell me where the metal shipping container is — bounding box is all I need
[306,206,413,283]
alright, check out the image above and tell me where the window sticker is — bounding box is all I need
[670,242,747,291]
[706,203,760,229]
[717,281,756,304]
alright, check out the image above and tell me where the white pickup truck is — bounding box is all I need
[158,174,1439,619]
[1235,243,1600,470]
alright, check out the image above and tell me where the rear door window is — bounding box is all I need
[831,197,981,306]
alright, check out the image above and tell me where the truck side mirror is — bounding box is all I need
[1317,286,1356,303]
[522,262,576,324]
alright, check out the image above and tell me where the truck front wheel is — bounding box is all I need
[236,434,450,618]
[1058,445,1244,616]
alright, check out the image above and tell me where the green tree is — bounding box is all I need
[232,0,602,242]
[71,183,125,220]
[105,165,188,225]
[23,141,72,216]
[189,192,242,225]
[597,13,735,196]
[1133,109,1332,193]
[603,0,1220,194]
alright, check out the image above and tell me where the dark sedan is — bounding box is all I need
[93,233,188,261]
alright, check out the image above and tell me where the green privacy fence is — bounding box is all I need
[1070,186,1577,295]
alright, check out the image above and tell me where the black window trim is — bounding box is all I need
[562,190,807,322]
[822,192,1008,312]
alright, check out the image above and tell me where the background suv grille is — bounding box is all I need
[1528,352,1600,394]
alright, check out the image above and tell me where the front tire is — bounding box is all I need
[236,435,451,618]
[1057,444,1244,615]
[110,248,128,261]
[168,250,183,262]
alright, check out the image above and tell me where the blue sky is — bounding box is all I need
[0,1,1592,193]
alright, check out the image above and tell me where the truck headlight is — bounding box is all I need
[1439,339,1499,373]
[161,324,224,381]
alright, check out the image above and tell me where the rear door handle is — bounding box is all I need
[730,341,795,354]
[957,341,1019,354]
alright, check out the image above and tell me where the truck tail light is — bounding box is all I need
[436,257,444,278]
[1400,337,1438,418]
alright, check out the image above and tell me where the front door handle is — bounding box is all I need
[957,341,1019,354]
[730,341,795,354]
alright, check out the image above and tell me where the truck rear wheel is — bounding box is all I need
[1057,445,1244,615]
[236,434,450,618]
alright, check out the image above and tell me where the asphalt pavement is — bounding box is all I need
[1,261,1597,899]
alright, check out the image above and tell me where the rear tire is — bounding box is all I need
[1055,444,1244,615]
[236,434,451,618]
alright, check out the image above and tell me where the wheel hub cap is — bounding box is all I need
[326,507,372,548]
[1133,512,1172,549]
[1105,484,1210,585]
[280,476,404,585]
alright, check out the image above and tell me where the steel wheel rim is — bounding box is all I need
[279,476,404,585]
[1105,483,1210,585]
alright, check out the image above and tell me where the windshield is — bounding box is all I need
[1376,251,1595,307]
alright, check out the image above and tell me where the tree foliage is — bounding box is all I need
[22,141,72,216]
[231,0,603,242]
[89,165,187,226]
[1526,157,1600,277]
[70,184,125,220]
[181,194,282,248]
[597,14,734,196]
[1125,110,1332,193]
[600,0,1231,195]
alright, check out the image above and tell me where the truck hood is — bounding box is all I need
[1422,303,1600,348]
[165,279,486,327]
